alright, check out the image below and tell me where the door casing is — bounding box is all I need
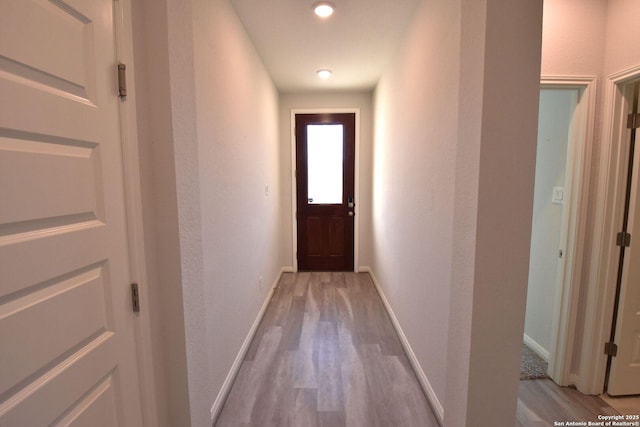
[531,77,597,388]
[290,108,360,272]
[113,0,159,424]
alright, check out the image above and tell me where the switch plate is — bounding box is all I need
[552,187,564,205]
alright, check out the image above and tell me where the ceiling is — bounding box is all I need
[229,0,420,92]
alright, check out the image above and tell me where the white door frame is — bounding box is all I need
[578,64,640,395]
[290,108,361,272]
[538,77,597,386]
[114,1,158,425]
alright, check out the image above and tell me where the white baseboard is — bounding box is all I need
[523,333,550,362]
[360,267,444,426]
[209,267,285,423]
[357,265,370,273]
[569,373,580,388]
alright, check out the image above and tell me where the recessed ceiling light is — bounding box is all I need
[317,69,332,79]
[313,2,335,18]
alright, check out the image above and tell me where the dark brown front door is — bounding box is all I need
[296,113,355,271]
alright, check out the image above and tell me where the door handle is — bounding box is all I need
[348,211,354,217]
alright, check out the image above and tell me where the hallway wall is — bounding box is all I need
[373,0,543,425]
[603,0,640,76]
[192,0,284,421]
[278,91,374,270]
[132,0,283,425]
[371,0,457,409]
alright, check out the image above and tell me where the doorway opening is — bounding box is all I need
[293,112,356,271]
[523,78,596,387]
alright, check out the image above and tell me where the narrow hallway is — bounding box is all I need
[215,272,438,426]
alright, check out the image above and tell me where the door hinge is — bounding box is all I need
[604,342,618,357]
[616,231,631,247]
[131,283,140,313]
[117,63,127,98]
[628,113,640,129]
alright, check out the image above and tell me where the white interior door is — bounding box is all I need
[0,0,144,424]
[607,82,640,396]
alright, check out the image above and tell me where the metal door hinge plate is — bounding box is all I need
[131,283,140,313]
[118,63,127,98]
[628,113,640,129]
[604,342,618,357]
[616,232,631,247]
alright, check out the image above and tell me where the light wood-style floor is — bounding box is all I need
[517,379,624,426]
[215,271,637,427]
[215,272,439,427]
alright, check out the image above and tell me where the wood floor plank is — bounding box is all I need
[338,323,372,427]
[293,312,319,389]
[317,410,346,427]
[317,320,343,412]
[278,296,306,351]
[516,379,622,427]
[290,388,318,427]
[215,272,439,427]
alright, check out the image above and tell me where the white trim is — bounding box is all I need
[360,267,444,426]
[538,76,597,388]
[209,268,286,422]
[114,1,159,425]
[523,334,550,363]
[569,373,580,386]
[578,64,640,395]
[289,108,361,272]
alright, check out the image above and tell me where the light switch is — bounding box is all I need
[552,186,564,205]
[265,184,269,196]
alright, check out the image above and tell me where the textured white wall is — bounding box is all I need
[373,1,542,426]
[541,0,606,76]
[604,0,640,76]
[132,0,282,425]
[278,92,374,269]
[372,0,459,408]
[447,2,543,425]
[132,0,201,424]
[191,0,283,415]
[525,89,576,355]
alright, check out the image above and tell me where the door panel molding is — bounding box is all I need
[0,0,147,423]
[290,108,360,272]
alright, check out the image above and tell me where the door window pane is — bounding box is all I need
[307,124,343,204]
